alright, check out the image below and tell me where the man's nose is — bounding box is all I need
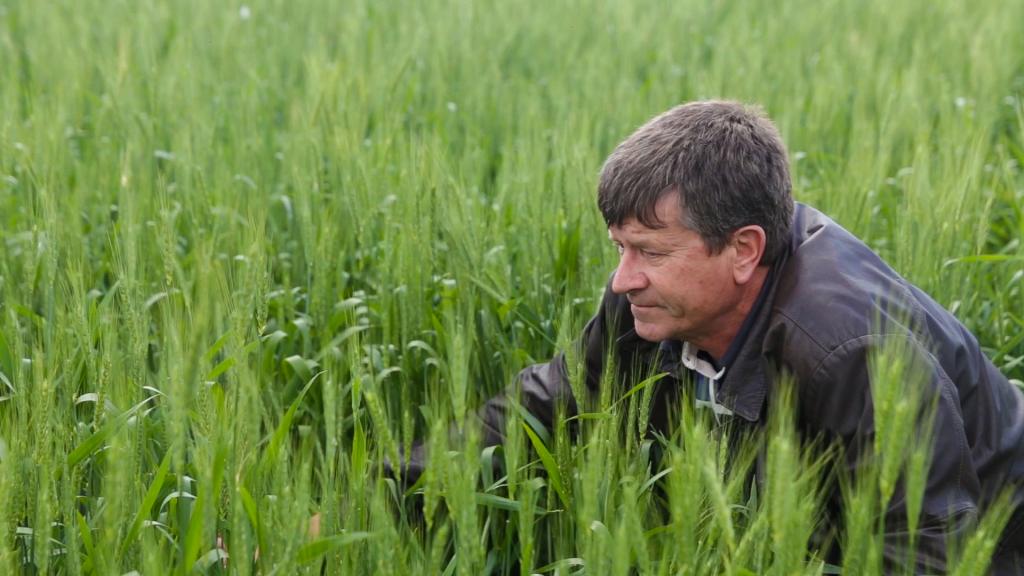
[611,254,647,295]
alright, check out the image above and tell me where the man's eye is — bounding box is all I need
[641,250,664,259]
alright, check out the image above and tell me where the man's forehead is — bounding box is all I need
[621,195,682,225]
[608,219,656,239]
[608,217,692,244]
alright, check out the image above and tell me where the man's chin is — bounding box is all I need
[632,322,668,343]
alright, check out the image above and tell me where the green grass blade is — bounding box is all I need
[119,449,173,560]
[295,532,373,565]
[522,423,568,509]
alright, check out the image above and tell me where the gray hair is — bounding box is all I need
[597,101,794,265]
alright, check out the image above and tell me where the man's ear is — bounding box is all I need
[731,225,767,284]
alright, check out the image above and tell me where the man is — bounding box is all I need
[397,101,1024,572]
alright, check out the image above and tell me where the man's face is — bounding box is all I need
[608,195,744,349]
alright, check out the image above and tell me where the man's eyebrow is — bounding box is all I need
[609,236,664,251]
[608,227,672,249]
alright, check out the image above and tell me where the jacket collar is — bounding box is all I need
[713,255,786,422]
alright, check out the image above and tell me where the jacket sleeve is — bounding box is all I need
[389,280,635,486]
[801,332,981,572]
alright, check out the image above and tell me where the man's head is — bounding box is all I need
[598,100,793,266]
[599,101,794,353]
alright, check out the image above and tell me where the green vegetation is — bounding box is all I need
[1,0,1022,573]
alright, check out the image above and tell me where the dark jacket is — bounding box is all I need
[402,203,1024,571]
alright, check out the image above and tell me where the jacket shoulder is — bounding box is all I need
[768,205,924,371]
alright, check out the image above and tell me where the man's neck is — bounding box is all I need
[699,265,771,362]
